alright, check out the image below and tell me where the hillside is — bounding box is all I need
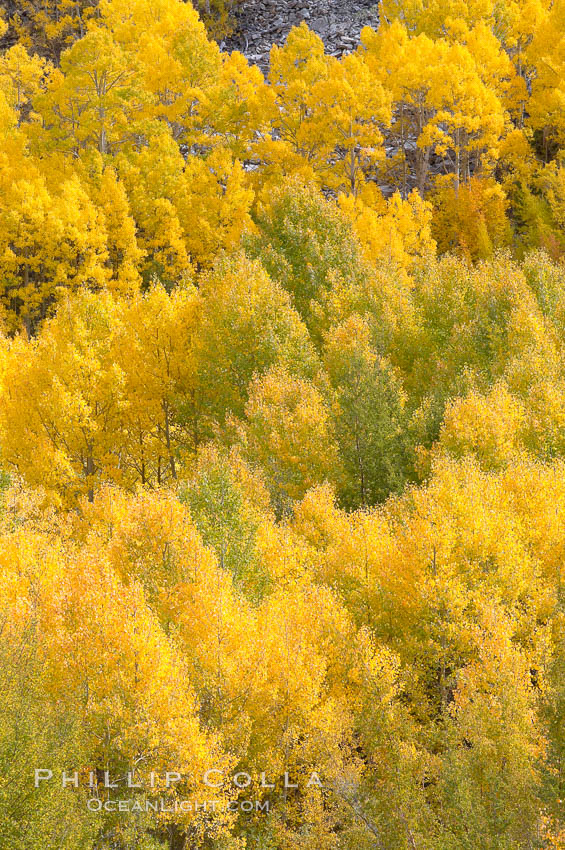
[224,0,380,67]
[0,0,564,848]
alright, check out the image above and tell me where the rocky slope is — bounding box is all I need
[223,0,380,70]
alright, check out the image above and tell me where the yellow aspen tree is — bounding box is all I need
[269,24,390,194]
[99,0,221,143]
[268,23,329,172]
[432,174,512,259]
[110,283,198,485]
[40,546,234,838]
[422,40,508,190]
[527,0,565,155]
[439,609,544,847]
[339,189,436,274]
[0,44,52,125]
[178,149,254,267]
[306,53,390,195]
[198,50,275,160]
[0,290,123,503]
[234,365,340,514]
[86,163,144,294]
[362,21,448,195]
[380,0,491,33]
[363,21,508,194]
[80,486,265,758]
[117,132,253,272]
[435,382,528,469]
[36,27,146,156]
[0,171,110,332]
[0,583,96,848]
[115,132,194,282]
[380,0,547,128]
